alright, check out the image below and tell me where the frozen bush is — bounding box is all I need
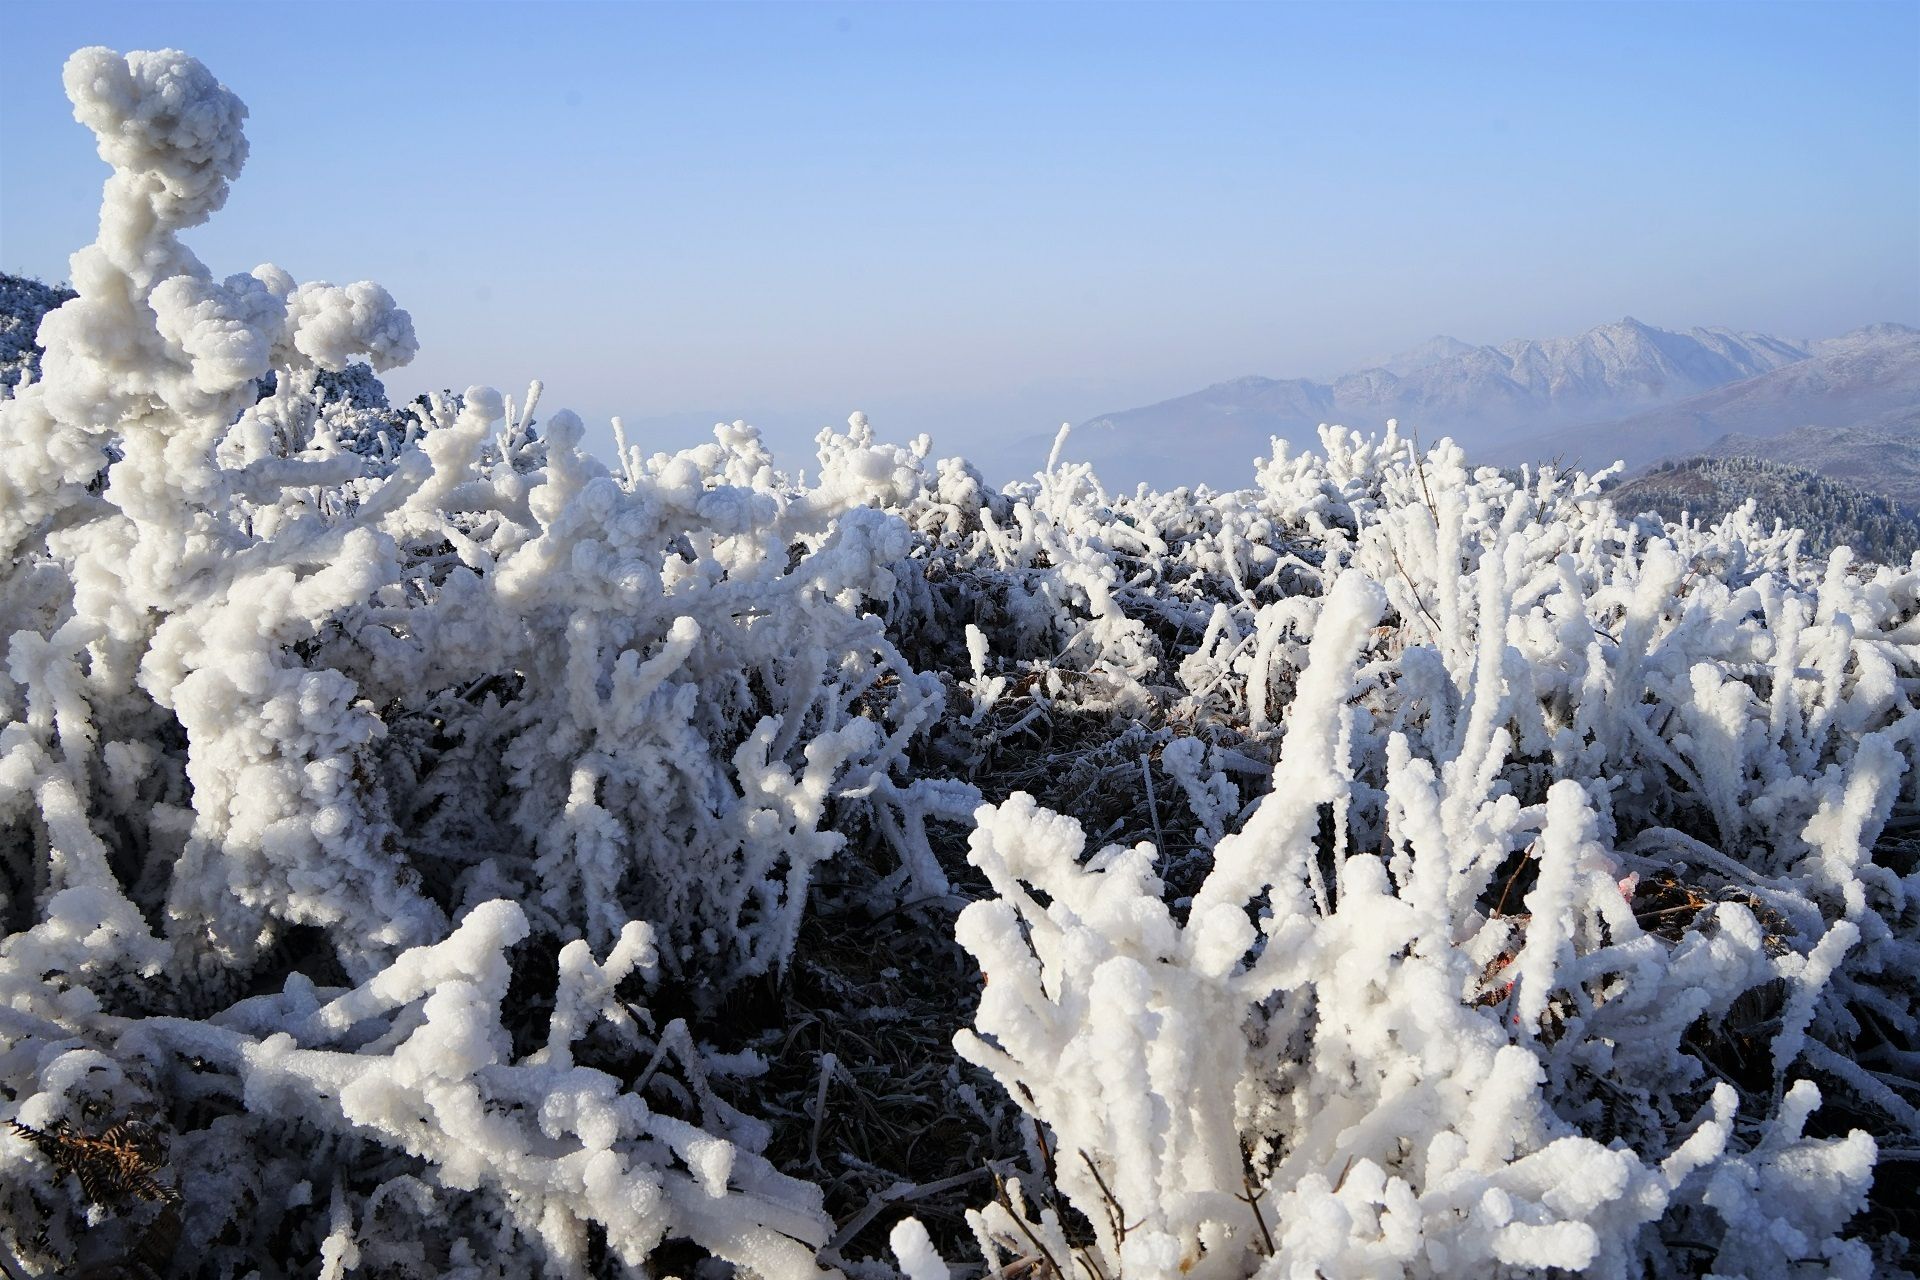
[0,46,953,1276]
[930,435,1919,1278]
[3,41,1915,1280]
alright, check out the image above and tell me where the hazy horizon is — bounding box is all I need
[4,1,1916,477]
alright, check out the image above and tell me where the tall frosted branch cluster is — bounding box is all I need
[0,48,948,1278]
[1,45,1915,1280]
[913,432,1918,1279]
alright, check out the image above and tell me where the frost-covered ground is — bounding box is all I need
[1,48,1917,1280]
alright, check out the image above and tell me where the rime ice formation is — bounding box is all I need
[0,47,925,1278]
[2,45,1917,1280]
[918,434,1912,1280]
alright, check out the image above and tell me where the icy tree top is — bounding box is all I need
[42,49,415,426]
[2,47,418,563]
[64,47,250,236]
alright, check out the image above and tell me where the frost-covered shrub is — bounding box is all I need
[3,41,1916,1280]
[913,434,1919,1278]
[0,47,956,1277]
[241,361,422,464]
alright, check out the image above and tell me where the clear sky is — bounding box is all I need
[4,1,1917,473]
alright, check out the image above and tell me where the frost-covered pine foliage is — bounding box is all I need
[1612,455,1920,564]
[0,274,78,393]
[1,45,1916,1280]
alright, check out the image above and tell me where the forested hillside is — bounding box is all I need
[0,274,75,392]
[1693,412,1920,509]
[1610,455,1920,563]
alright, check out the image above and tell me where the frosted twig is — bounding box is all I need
[1237,1163,1275,1258]
[809,1051,838,1166]
[819,1166,995,1262]
[991,1173,1066,1280]
[1141,753,1166,875]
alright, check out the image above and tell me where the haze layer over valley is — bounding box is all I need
[1072,318,1920,493]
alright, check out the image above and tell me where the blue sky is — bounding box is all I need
[4,1,1917,472]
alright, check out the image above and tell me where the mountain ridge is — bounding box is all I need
[1510,326,1920,474]
[1072,315,1848,488]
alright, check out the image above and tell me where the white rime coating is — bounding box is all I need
[889,1217,953,1280]
[945,426,1914,1278]
[0,45,934,1277]
[284,281,419,372]
[2,43,1915,1280]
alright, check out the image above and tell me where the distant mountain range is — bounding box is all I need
[1072,318,1919,492]
[1514,324,1920,476]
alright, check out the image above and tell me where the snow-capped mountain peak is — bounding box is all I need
[1372,334,1482,377]
[1073,316,1840,488]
